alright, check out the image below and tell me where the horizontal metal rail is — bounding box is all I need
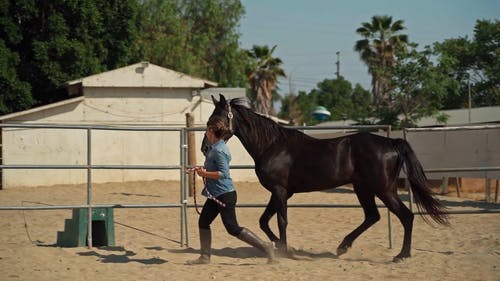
[406,124,500,132]
[0,164,181,170]
[0,123,183,131]
[291,125,390,130]
[186,124,391,132]
[0,203,184,211]
[425,167,500,173]
[185,204,500,214]
[4,202,497,214]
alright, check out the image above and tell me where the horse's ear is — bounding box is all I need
[211,95,217,105]
[219,94,227,104]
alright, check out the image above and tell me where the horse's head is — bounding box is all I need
[201,94,236,156]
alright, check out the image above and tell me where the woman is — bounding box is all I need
[187,116,276,265]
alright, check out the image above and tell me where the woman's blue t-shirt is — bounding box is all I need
[203,140,235,198]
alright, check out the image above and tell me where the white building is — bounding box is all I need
[0,62,256,187]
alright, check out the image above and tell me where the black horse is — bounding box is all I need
[201,94,448,262]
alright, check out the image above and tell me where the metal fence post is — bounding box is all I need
[386,126,393,249]
[86,128,93,248]
[180,128,188,247]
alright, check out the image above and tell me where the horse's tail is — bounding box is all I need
[393,139,449,226]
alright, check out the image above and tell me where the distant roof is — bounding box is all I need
[66,61,217,89]
[417,106,500,126]
[315,105,500,128]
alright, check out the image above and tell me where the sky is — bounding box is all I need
[238,0,499,96]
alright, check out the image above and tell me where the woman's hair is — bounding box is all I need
[207,116,228,138]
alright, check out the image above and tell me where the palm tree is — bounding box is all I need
[246,45,286,115]
[355,15,409,109]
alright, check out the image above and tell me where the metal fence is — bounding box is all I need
[0,123,187,248]
[404,125,500,212]
[1,123,498,250]
[0,123,393,248]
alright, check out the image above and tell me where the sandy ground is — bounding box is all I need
[0,180,499,281]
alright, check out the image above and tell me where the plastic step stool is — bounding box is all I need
[57,208,115,247]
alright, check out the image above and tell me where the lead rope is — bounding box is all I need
[188,167,226,215]
[192,171,202,215]
[187,167,204,215]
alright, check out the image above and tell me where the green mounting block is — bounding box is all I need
[57,208,115,247]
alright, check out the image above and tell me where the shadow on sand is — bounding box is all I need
[322,186,499,211]
[77,246,167,264]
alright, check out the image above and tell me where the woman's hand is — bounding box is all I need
[196,167,207,177]
[196,167,220,180]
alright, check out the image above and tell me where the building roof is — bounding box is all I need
[0,62,220,121]
[0,96,84,121]
[66,61,217,89]
[417,106,500,126]
[315,105,500,128]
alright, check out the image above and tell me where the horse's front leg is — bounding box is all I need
[274,191,289,255]
[259,196,279,242]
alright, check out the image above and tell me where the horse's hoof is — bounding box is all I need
[392,254,410,263]
[275,246,300,260]
[274,246,288,257]
[336,246,348,257]
[267,258,279,264]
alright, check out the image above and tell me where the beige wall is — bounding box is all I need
[2,126,258,187]
[82,87,213,126]
[1,87,257,187]
[308,128,500,180]
[404,128,500,179]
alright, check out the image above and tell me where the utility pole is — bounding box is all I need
[468,78,472,123]
[335,51,340,79]
[288,71,295,96]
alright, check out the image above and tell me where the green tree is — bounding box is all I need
[278,93,301,124]
[139,0,191,73]
[385,44,459,128]
[432,37,472,109]
[246,45,286,115]
[434,19,500,108]
[473,19,500,105]
[355,15,409,109]
[140,0,247,87]
[313,77,352,120]
[350,84,373,123]
[1,0,143,108]
[0,1,34,114]
[0,41,34,114]
[280,78,372,126]
[311,78,373,123]
[294,90,318,125]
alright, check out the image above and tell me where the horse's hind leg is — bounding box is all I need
[377,192,414,262]
[337,185,380,257]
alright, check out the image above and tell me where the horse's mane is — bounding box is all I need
[229,98,306,149]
